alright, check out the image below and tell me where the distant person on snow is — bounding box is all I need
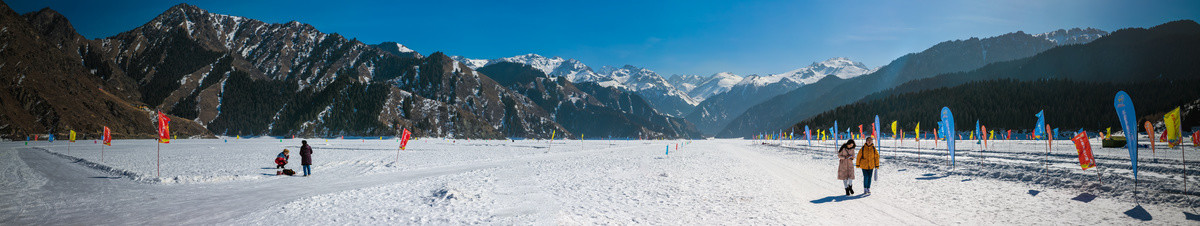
[300,140,313,176]
[857,136,881,195]
[275,149,290,169]
[837,139,857,196]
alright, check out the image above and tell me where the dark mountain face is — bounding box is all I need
[14,3,566,139]
[572,82,702,139]
[717,31,1077,138]
[0,4,212,139]
[478,62,700,139]
[788,20,1200,136]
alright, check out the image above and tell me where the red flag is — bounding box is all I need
[157,111,171,144]
[399,128,412,150]
[1007,129,1012,140]
[1071,132,1095,170]
[1145,121,1156,153]
[103,126,112,146]
[981,125,988,147]
[858,124,863,139]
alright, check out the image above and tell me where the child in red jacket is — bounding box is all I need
[275,149,290,169]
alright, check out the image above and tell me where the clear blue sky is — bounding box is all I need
[10,0,1199,77]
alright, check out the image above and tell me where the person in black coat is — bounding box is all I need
[300,140,313,176]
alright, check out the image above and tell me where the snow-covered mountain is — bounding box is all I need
[666,74,708,93]
[449,55,489,68]
[451,54,603,82]
[684,57,874,135]
[371,41,422,58]
[476,62,701,139]
[592,65,699,116]
[1034,28,1108,46]
[738,57,876,88]
[681,72,743,102]
[454,54,700,116]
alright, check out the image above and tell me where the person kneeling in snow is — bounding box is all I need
[275,149,290,169]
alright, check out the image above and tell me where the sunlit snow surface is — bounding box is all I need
[2,138,1198,224]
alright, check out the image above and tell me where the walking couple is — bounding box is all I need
[837,136,880,196]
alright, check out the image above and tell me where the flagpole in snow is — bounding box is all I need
[1045,124,1052,172]
[157,141,161,178]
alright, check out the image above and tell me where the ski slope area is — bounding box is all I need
[2,138,1198,224]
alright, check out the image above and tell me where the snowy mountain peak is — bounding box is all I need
[594,65,698,106]
[450,54,602,82]
[452,55,698,115]
[1034,28,1108,46]
[737,57,875,87]
[449,56,489,68]
[805,57,876,80]
[374,42,422,58]
[685,72,744,102]
[390,43,414,53]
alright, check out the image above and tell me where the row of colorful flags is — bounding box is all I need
[769,90,1195,193]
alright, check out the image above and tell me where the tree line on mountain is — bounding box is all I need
[790,78,1200,135]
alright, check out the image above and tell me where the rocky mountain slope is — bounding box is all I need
[11,3,567,139]
[478,62,700,139]
[1,4,212,139]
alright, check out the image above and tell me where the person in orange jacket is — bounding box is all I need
[857,136,881,195]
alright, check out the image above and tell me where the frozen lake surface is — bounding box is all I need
[2,137,1198,224]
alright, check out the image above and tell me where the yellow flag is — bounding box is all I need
[1106,127,1112,139]
[914,122,920,140]
[891,121,898,138]
[551,130,556,140]
[1165,107,1181,147]
[69,130,76,142]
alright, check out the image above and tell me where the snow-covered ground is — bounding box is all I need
[2,137,1198,224]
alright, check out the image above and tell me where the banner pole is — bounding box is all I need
[1045,137,1051,172]
[157,142,161,178]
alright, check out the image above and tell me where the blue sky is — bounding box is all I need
[10,0,1200,77]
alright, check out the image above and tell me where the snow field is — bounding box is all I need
[2,138,1199,224]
